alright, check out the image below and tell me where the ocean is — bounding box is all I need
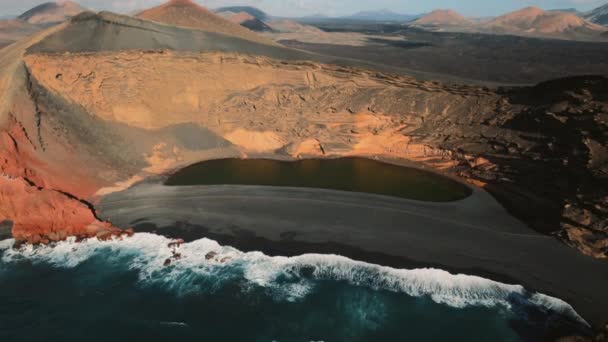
[0,234,589,341]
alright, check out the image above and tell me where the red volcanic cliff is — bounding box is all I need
[0,176,121,244]
[0,108,123,244]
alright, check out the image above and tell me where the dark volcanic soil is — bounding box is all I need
[281,25,608,84]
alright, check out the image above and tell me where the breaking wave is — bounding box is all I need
[0,233,586,325]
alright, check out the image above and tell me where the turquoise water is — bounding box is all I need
[165,158,472,202]
[0,234,588,341]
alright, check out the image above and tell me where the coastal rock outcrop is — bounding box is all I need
[0,176,120,244]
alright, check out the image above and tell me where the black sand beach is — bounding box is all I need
[99,182,608,328]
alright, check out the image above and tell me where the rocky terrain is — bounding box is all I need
[0,7,604,265]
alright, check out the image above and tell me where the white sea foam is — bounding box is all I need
[159,321,189,328]
[0,238,14,251]
[0,234,587,325]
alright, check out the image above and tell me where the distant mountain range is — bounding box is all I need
[3,1,607,44]
[410,6,607,41]
[208,3,608,41]
[341,9,420,22]
[410,9,470,26]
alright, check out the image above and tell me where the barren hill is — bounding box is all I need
[18,1,87,25]
[410,9,472,27]
[136,0,276,45]
[483,6,606,38]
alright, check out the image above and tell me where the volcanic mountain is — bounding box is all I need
[18,1,87,25]
[136,0,275,45]
[410,9,472,27]
[218,11,273,32]
[483,6,606,38]
[585,3,608,25]
[0,19,41,48]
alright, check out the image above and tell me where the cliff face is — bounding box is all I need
[0,95,121,244]
[0,12,605,259]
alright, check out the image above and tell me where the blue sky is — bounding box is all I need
[1,0,606,17]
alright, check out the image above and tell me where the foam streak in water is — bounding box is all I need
[0,233,586,325]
